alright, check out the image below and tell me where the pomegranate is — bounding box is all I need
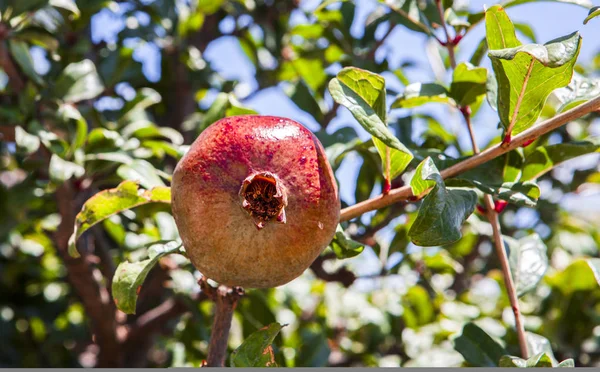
[171,115,340,288]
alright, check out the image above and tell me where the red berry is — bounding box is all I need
[494,200,509,213]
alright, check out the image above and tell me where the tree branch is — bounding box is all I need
[434,0,456,69]
[339,94,600,221]
[484,195,528,357]
[200,277,244,367]
[55,182,121,367]
[310,254,356,287]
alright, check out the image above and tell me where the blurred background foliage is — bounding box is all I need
[0,0,600,367]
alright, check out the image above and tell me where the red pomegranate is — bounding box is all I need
[171,115,340,288]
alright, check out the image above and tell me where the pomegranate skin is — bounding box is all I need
[171,115,340,288]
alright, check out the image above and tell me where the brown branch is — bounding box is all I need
[484,195,528,357]
[55,182,121,367]
[200,277,245,367]
[462,105,528,357]
[434,0,456,69]
[125,293,207,347]
[310,254,356,287]
[0,38,25,92]
[340,94,600,221]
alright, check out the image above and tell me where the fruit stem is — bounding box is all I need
[200,277,245,367]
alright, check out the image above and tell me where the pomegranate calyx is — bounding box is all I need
[239,171,288,230]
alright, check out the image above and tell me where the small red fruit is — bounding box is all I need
[494,200,509,213]
[171,116,340,288]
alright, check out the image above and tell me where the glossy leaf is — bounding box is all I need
[486,6,581,136]
[408,157,477,246]
[112,241,183,314]
[547,259,600,294]
[587,258,600,286]
[117,159,166,189]
[583,6,600,24]
[49,154,84,183]
[330,224,365,259]
[285,80,324,122]
[526,332,558,364]
[410,156,437,196]
[49,0,80,16]
[453,323,505,367]
[57,104,87,155]
[15,126,40,155]
[8,40,44,85]
[551,73,600,112]
[230,323,284,367]
[499,355,527,367]
[329,67,413,178]
[391,83,452,108]
[68,181,171,257]
[505,234,548,296]
[520,140,600,181]
[449,63,488,107]
[53,60,105,103]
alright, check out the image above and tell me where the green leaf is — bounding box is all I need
[587,258,600,286]
[526,332,558,365]
[53,59,105,103]
[112,241,183,314]
[68,181,171,258]
[514,23,537,42]
[408,157,477,246]
[118,88,162,125]
[583,5,600,24]
[547,259,600,294]
[499,355,527,367]
[230,323,284,367]
[557,359,575,367]
[551,73,600,112]
[8,40,44,85]
[329,67,413,178]
[57,104,87,155]
[12,28,59,51]
[391,83,453,108]
[526,352,554,367]
[117,159,166,189]
[460,180,540,207]
[285,80,324,122]
[49,154,84,183]
[330,224,365,259]
[449,63,488,106]
[10,0,47,17]
[49,0,80,16]
[453,323,506,367]
[520,140,600,181]
[355,155,377,202]
[15,126,40,155]
[505,233,548,297]
[410,157,437,195]
[486,6,581,137]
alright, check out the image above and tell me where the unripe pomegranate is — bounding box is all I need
[171,115,340,288]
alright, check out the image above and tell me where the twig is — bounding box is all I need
[366,22,396,60]
[484,195,528,357]
[434,0,456,69]
[200,277,245,367]
[461,106,528,358]
[55,182,121,367]
[339,94,600,221]
[0,39,25,92]
[310,254,356,287]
